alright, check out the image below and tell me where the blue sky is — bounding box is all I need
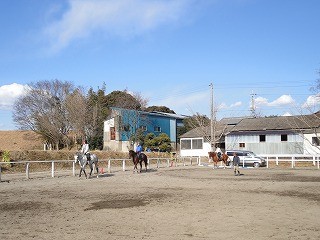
[1,0,320,130]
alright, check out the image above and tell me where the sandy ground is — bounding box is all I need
[0,166,319,240]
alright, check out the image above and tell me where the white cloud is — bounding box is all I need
[302,94,320,109]
[255,95,295,107]
[44,0,194,52]
[0,83,27,110]
[268,95,295,107]
[230,101,242,108]
[255,96,269,106]
[282,112,292,116]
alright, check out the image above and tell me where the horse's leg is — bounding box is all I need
[83,168,87,179]
[89,164,93,177]
[213,160,217,169]
[79,168,82,178]
[139,161,142,173]
[95,162,99,178]
[145,160,147,172]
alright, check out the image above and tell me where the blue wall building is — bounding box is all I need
[103,107,187,152]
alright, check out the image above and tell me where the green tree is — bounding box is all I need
[86,85,109,150]
[156,133,172,152]
[145,106,176,113]
[144,132,172,152]
[144,133,156,149]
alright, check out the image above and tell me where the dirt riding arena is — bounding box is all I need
[1,166,319,240]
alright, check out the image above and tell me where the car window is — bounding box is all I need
[226,151,234,156]
[248,152,257,157]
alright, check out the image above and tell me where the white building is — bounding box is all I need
[180,113,320,156]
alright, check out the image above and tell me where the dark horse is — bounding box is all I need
[74,152,99,178]
[129,150,148,173]
[208,152,229,169]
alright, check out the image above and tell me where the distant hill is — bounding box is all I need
[0,130,43,151]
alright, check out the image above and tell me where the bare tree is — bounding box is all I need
[285,72,320,154]
[65,88,88,147]
[13,80,77,150]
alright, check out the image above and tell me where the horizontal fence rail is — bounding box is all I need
[184,154,320,169]
[0,155,319,182]
[260,154,320,169]
[0,157,201,182]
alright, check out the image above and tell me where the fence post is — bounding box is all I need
[183,157,186,166]
[198,157,201,166]
[72,161,75,176]
[108,160,111,173]
[156,159,159,168]
[317,157,319,169]
[122,160,126,171]
[26,163,30,179]
[276,157,279,166]
[0,165,2,182]
[266,157,269,168]
[167,159,170,168]
[291,156,294,168]
[190,157,192,166]
[51,161,55,178]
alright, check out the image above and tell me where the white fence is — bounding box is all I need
[188,154,320,169]
[0,157,201,182]
[261,154,320,169]
[0,155,319,182]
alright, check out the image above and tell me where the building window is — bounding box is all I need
[110,127,115,140]
[259,135,266,142]
[181,139,191,149]
[121,125,130,132]
[239,143,245,148]
[281,134,288,141]
[140,125,147,131]
[181,139,203,150]
[154,126,161,132]
[192,139,203,149]
[312,137,320,146]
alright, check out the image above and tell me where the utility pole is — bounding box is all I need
[210,83,215,151]
[250,91,257,118]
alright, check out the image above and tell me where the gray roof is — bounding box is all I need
[231,114,320,132]
[180,112,320,138]
[180,123,234,139]
[219,116,248,125]
[149,111,189,119]
[109,107,188,120]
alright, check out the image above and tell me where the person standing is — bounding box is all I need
[233,152,240,176]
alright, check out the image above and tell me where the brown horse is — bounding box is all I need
[208,152,229,169]
[129,150,148,173]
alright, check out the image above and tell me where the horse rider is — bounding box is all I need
[81,140,91,162]
[215,146,222,160]
[135,143,142,159]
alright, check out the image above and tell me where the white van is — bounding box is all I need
[225,150,266,168]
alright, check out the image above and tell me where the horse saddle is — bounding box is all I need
[85,153,91,162]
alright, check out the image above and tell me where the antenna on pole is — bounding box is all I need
[250,91,257,118]
[210,83,215,151]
